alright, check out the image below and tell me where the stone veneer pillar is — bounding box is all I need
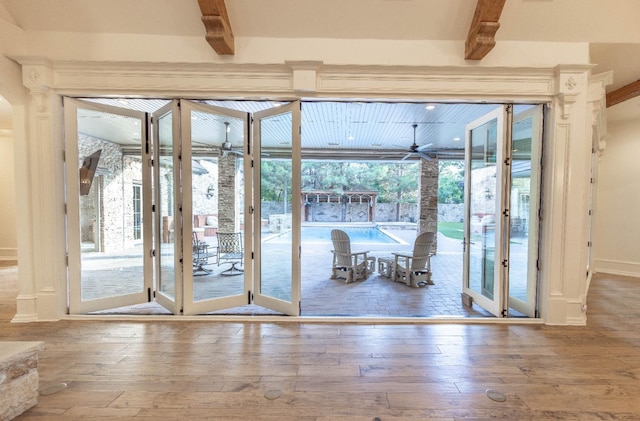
[218,155,239,233]
[419,157,438,253]
[0,342,44,420]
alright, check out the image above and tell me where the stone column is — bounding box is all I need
[218,154,239,233]
[419,157,439,253]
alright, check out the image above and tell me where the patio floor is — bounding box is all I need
[91,228,497,318]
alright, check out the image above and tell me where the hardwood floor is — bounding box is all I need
[2,264,640,420]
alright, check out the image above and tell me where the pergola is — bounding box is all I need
[301,190,378,223]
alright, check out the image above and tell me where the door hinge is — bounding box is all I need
[65,255,69,266]
[251,251,254,259]
[147,287,152,302]
[501,259,508,268]
[62,150,66,162]
[501,309,508,317]
[504,157,510,166]
[148,159,154,167]
[151,204,155,212]
[249,205,254,214]
[64,203,67,214]
[502,209,509,217]
[588,209,592,216]
[248,290,253,304]
[587,241,592,248]
[149,249,156,258]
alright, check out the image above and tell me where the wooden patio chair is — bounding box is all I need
[393,231,436,287]
[330,229,376,283]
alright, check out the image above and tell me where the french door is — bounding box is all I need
[66,97,301,315]
[462,105,542,318]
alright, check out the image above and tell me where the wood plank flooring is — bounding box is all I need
[2,263,640,420]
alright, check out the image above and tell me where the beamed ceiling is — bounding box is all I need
[1,0,640,123]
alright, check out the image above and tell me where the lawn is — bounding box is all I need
[438,222,464,240]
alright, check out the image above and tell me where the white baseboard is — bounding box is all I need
[0,247,17,260]
[595,258,640,278]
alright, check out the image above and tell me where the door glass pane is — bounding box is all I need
[77,108,145,300]
[509,116,534,302]
[260,112,293,302]
[468,118,498,300]
[190,111,245,301]
[157,112,176,299]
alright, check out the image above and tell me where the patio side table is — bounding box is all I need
[377,256,394,279]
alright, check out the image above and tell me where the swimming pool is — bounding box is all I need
[264,225,403,244]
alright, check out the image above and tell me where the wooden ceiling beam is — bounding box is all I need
[465,0,506,60]
[606,80,640,107]
[198,0,234,55]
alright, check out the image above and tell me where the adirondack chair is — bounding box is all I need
[393,231,435,287]
[330,229,376,283]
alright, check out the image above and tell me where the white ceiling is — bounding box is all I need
[1,0,639,122]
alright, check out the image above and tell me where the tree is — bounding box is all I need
[438,161,464,204]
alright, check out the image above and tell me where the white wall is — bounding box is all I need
[595,118,640,277]
[0,128,16,259]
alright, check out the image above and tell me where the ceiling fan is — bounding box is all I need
[219,121,270,158]
[399,124,433,161]
[220,122,242,157]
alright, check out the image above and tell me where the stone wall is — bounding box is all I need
[78,134,143,253]
[438,204,465,222]
[419,158,439,251]
[192,159,218,216]
[218,154,240,232]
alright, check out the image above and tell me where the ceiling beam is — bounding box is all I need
[465,0,506,60]
[198,0,234,55]
[606,80,640,107]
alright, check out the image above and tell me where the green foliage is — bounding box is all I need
[261,160,445,206]
[261,160,292,201]
[438,161,464,204]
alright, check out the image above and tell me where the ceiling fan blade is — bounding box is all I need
[416,142,434,151]
[417,152,432,160]
[400,153,411,161]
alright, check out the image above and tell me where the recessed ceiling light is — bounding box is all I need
[453,137,461,141]
[347,135,354,140]
[117,99,130,105]
[425,105,435,110]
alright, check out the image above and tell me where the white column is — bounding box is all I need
[540,66,603,325]
[13,59,67,322]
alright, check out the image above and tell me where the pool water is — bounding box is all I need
[264,225,401,244]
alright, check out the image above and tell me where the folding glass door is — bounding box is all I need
[253,103,301,315]
[462,105,542,318]
[65,98,153,313]
[162,100,301,315]
[66,98,301,315]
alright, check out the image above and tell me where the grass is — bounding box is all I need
[438,222,464,240]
